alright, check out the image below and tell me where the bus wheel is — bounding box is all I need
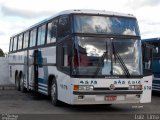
[15,74,20,91]
[51,80,60,106]
[20,75,26,93]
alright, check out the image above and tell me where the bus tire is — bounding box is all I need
[20,74,26,93]
[15,74,20,91]
[51,80,60,106]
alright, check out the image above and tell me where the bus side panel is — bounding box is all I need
[140,75,152,103]
[152,59,160,91]
[41,46,72,104]
[9,53,15,84]
[23,50,28,89]
[37,47,51,95]
[47,66,71,104]
[26,46,72,103]
[9,51,25,84]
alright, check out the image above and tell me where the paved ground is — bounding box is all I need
[0,90,160,120]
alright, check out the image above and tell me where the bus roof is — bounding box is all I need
[53,9,135,18]
[142,38,160,43]
[11,9,136,37]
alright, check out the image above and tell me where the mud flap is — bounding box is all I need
[140,75,153,103]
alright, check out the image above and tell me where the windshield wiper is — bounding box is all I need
[112,41,131,78]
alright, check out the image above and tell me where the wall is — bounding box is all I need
[0,57,12,85]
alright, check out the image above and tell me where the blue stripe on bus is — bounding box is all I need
[38,78,47,84]
[38,87,48,92]
[38,89,48,95]
[152,84,160,91]
[38,86,48,91]
[152,88,160,92]
[152,86,160,90]
[153,74,160,78]
[152,59,160,73]
[153,84,160,87]
[153,80,160,84]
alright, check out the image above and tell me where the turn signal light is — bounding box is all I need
[73,85,94,91]
[73,85,79,90]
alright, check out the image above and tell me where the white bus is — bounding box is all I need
[9,10,152,106]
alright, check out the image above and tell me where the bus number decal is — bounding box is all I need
[144,86,152,90]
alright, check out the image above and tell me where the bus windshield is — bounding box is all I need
[73,15,139,36]
[72,37,142,76]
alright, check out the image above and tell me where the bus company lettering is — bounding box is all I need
[114,80,141,85]
[80,80,97,85]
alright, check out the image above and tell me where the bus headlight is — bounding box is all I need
[73,85,94,91]
[129,85,142,90]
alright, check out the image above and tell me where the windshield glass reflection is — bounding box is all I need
[74,15,139,36]
[72,37,142,76]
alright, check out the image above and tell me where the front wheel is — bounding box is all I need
[51,80,60,106]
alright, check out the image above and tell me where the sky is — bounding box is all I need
[0,0,160,53]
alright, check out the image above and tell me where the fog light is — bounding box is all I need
[78,95,84,99]
[129,85,135,90]
[135,85,142,90]
[129,85,142,90]
[136,94,141,98]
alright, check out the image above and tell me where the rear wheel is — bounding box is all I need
[15,74,20,91]
[51,80,60,106]
[20,74,26,92]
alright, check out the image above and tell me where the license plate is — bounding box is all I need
[105,96,117,101]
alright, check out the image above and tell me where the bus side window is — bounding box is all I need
[47,19,58,43]
[142,43,153,76]
[37,24,46,46]
[18,34,23,50]
[23,32,29,49]
[57,16,70,40]
[13,37,18,51]
[30,28,37,47]
[63,45,68,67]
[9,38,13,52]
[156,47,159,53]
[153,46,160,58]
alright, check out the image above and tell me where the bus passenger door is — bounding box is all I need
[33,50,39,92]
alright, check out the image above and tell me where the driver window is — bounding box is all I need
[57,40,71,74]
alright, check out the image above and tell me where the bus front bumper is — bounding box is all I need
[71,90,143,105]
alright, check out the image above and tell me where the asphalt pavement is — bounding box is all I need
[0,90,159,120]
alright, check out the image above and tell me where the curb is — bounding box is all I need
[0,85,16,90]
